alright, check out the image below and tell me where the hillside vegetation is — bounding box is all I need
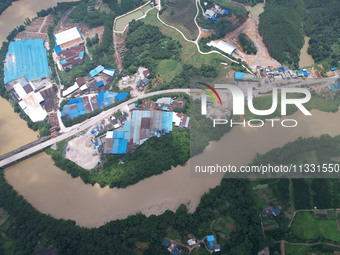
[259,0,340,69]
[239,32,257,54]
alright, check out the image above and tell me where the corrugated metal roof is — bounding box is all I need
[4,39,51,84]
[13,83,27,100]
[55,27,82,47]
[234,72,244,79]
[207,40,236,55]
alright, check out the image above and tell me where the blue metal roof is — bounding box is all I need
[97,80,104,86]
[171,248,180,255]
[54,45,62,54]
[207,235,215,242]
[115,92,128,101]
[162,239,171,247]
[234,72,244,80]
[111,138,127,154]
[4,39,51,84]
[89,65,104,77]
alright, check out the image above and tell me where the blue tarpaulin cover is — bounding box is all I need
[234,72,244,79]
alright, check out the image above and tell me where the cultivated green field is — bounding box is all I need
[161,0,199,40]
[285,244,311,255]
[156,59,182,82]
[291,212,340,242]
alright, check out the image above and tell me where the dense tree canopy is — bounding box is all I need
[259,0,340,68]
[123,20,182,76]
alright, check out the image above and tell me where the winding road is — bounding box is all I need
[155,0,254,74]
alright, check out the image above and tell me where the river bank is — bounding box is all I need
[5,109,340,227]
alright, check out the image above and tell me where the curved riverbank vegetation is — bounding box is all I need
[3,134,340,253]
[0,0,18,15]
[259,0,340,69]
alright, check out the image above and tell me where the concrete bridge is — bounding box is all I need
[0,89,190,168]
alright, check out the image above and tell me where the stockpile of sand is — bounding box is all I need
[65,136,100,170]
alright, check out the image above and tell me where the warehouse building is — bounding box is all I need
[3,39,50,122]
[103,110,174,154]
[54,27,84,70]
[207,40,236,55]
[4,39,50,84]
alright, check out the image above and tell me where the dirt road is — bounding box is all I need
[224,16,280,70]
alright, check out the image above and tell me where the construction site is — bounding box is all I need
[223,14,281,70]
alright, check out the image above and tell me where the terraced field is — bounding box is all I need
[161,0,199,40]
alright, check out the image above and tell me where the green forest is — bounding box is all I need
[238,33,257,55]
[0,170,263,255]
[123,20,182,77]
[0,0,17,15]
[3,134,340,253]
[259,0,340,68]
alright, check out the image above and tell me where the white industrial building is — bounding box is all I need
[13,81,47,122]
[207,40,236,55]
[62,83,79,97]
[54,27,83,51]
[156,97,173,105]
[18,92,47,122]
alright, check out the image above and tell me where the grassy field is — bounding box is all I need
[285,244,311,255]
[161,0,199,40]
[156,59,182,82]
[143,9,230,72]
[291,212,340,242]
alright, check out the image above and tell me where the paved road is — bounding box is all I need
[0,75,335,168]
[0,89,190,168]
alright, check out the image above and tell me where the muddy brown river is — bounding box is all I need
[0,0,73,43]
[5,109,340,227]
[0,0,338,228]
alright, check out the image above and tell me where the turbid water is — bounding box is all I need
[0,0,74,43]
[0,0,338,229]
[299,36,315,68]
[0,97,38,155]
[5,109,340,227]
